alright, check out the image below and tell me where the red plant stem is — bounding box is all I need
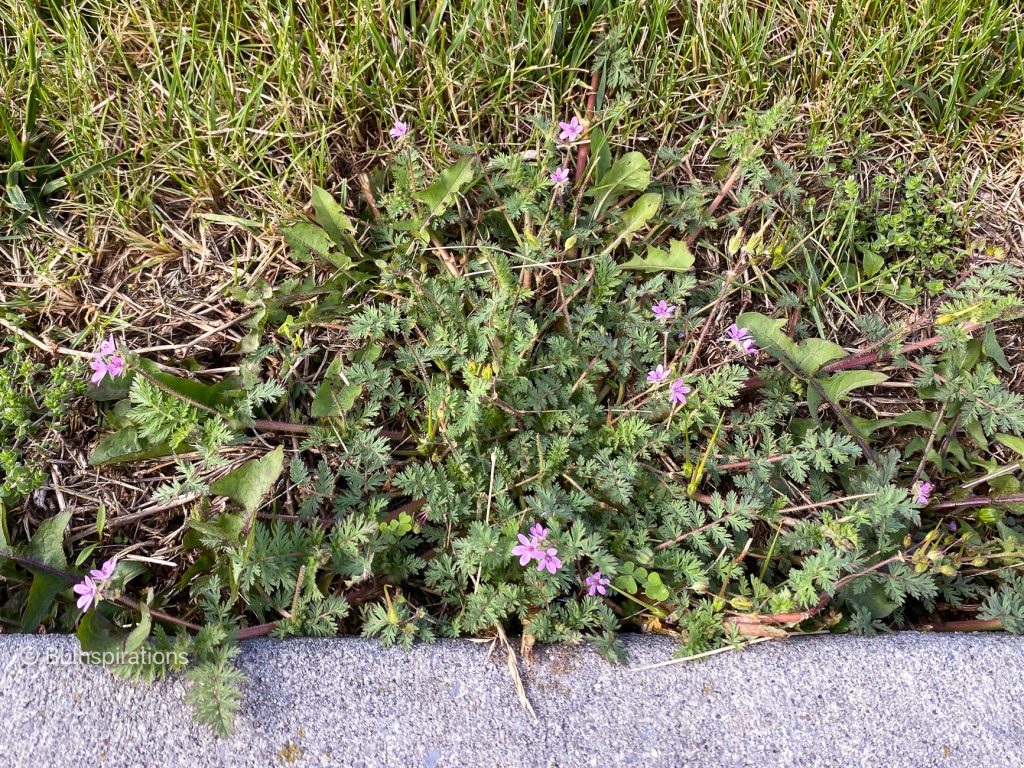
[573,69,601,187]
[683,255,748,377]
[236,622,278,640]
[930,618,1003,632]
[927,493,1024,511]
[1,552,203,631]
[685,165,742,247]
[819,322,984,374]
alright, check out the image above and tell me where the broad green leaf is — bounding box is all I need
[185,513,245,549]
[620,240,695,273]
[585,152,651,215]
[90,426,172,466]
[862,251,884,278]
[589,126,612,179]
[984,324,1012,372]
[809,370,888,418]
[996,433,1024,458]
[137,359,237,411]
[821,371,888,403]
[737,313,845,375]
[414,156,476,221]
[603,193,661,254]
[851,415,896,438]
[311,382,363,419]
[892,411,941,429]
[854,581,899,620]
[77,602,151,657]
[210,445,285,514]
[311,186,355,245]
[284,221,334,258]
[735,312,800,367]
[794,339,848,376]
[22,511,71,632]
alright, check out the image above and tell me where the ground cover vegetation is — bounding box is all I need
[2,0,1024,735]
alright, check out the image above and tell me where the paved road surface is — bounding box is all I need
[1,632,1021,767]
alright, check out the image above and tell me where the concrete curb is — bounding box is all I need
[1,632,1021,767]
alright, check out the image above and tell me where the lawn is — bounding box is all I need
[2,0,1024,734]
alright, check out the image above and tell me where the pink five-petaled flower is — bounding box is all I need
[647,364,670,384]
[89,336,126,385]
[558,116,583,143]
[670,379,691,406]
[389,120,408,139]
[89,357,109,384]
[89,557,118,582]
[529,523,549,541]
[512,534,541,566]
[725,324,758,355]
[585,571,611,597]
[73,576,98,612]
[914,482,934,506]
[550,167,570,185]
[536,547,562,574]
[652,300,677,322]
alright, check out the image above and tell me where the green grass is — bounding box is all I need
[2,1,1022,255]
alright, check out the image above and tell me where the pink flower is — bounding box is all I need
[725,324,758,355]
[670,379,691,406]
[89,337,126,384]
[389,120,408,139]
[73,576,98,612]
[558,116,583,143]
[89,558,118,582]
[914,482,934,505]
[512,534,541,566]
[536,547,562,574]
[651,300,676,322]
[550,167,570,185]
[585,571,610,596]
[530,524,549,541]
[647,364,670,384]
[89,357,109,384]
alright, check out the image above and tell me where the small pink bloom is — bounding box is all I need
[529,524,549,541]
[647,364,670,384]
[651,300,676,322]
[89,337,126,385]
[558,116,583,143]
[725,324,758,356]
[550,167,570,185]
[89,357,108,384]
[536,547,562,574]
[512,534,540,566]
[585,571,611,596]
[670,379,691,406]
[73,576,98,612]
[89,558,118,582]
[389,120,408,139]
[914,482,934,506]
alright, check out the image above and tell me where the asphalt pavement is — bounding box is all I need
[1,631,1021,767]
